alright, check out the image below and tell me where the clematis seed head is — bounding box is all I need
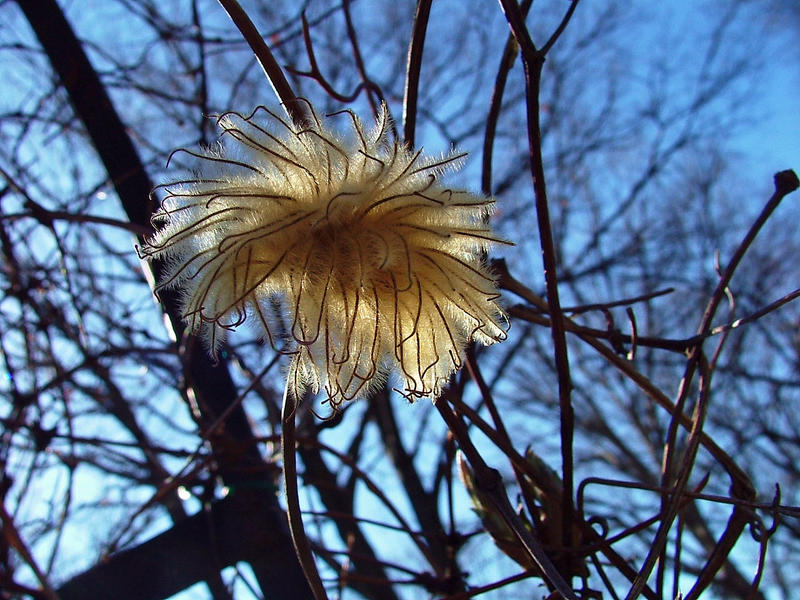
[140,102,509,407]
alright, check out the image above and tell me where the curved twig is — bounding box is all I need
[282,385,328,600]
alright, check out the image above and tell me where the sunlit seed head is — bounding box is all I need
[140,102,509,407]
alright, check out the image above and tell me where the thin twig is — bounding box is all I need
[464,348,542,523]
[563,288,675,315]
[289,11,382,107]
[541,1,581,55]
[402,0,432,147]
[699,170,798,340]
[441,570,534,599]
[216,0,310,125]
[496,0,576,556]
[282,385,328,600]
[341,0,381,117]
[288,13,364,103]
[292,433,443,570]
[481,0,533,195]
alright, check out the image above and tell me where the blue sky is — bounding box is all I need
[740,67,799,183]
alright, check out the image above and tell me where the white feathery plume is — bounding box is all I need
[140,103,509,407]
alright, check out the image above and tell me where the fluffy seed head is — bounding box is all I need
[140,103,508,406]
